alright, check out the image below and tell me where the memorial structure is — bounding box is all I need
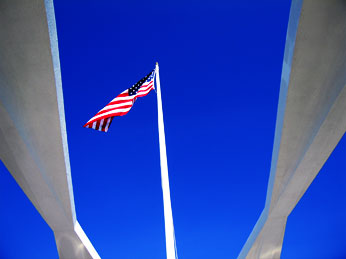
[238,0,346,258]
[0,0,100,258]
[0,0,345,258]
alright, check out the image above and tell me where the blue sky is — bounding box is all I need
[1,0,346,258]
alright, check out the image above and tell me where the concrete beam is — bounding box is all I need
[0,0,100,258]
[238,0,346,258]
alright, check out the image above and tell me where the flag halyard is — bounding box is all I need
[84,70,155,132]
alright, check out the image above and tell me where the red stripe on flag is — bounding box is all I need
[95,104,133,116]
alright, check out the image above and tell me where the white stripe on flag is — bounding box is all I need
[137,86,153,96]
[104,117,111,132]
[140,82,153,91]
[110,95,135,102]
[98,119,104,131]
[100,101,133,112]
[89,107,132,122]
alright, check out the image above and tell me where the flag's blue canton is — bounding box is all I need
[146,71,155,82]
[128,70,155,96]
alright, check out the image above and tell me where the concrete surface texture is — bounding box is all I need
[238,0,346,258]
[0,0,100,258]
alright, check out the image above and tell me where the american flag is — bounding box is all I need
[84,70,155,132]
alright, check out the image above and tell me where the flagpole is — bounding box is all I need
[155,62,177,259]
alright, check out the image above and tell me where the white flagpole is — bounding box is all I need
[155,62,177,259]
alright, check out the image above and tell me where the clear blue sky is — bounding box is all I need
[1,0,345,258]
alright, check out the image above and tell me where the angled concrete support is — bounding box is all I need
[0,0,100,258]
[239,0,346,258]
